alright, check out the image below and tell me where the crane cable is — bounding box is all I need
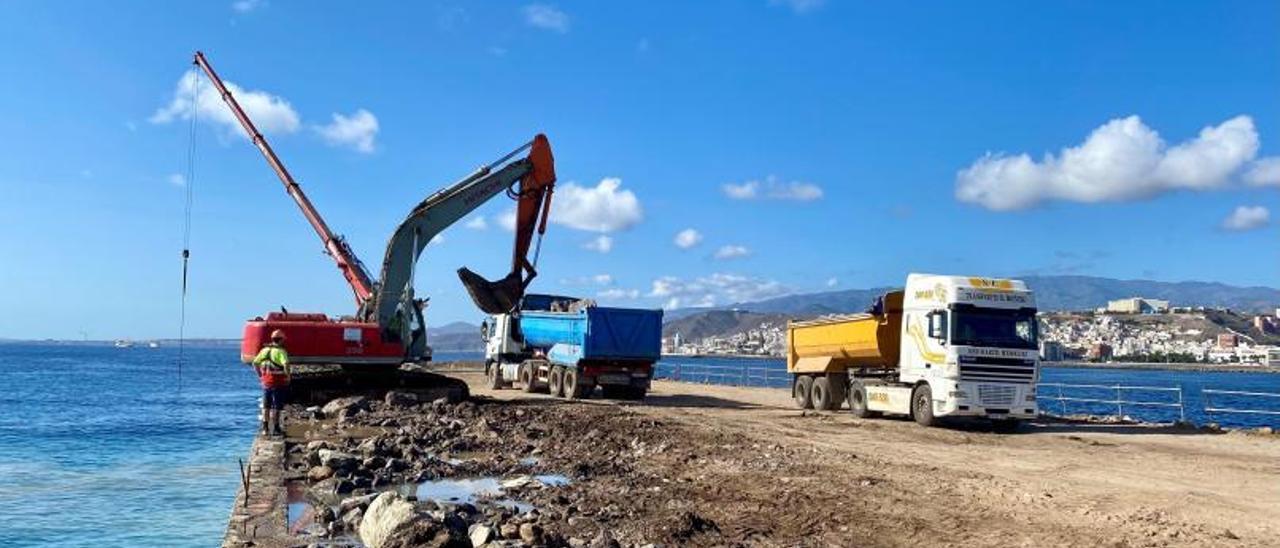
[177,66,201,389]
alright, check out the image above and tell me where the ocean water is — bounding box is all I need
[0,344,485,548]
[0,342,257,548]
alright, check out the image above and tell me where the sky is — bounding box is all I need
[0,1,1277,340]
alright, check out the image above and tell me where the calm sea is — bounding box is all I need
[1,345,1276,547]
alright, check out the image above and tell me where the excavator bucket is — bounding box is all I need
[458,267,524,315]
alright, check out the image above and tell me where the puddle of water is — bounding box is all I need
[404,474,571,514]
[286,481,324,536]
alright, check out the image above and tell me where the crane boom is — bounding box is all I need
[192,51,376,307]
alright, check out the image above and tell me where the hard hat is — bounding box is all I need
[270,329,286,341]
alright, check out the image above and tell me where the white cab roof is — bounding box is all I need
[903,273,1035,310]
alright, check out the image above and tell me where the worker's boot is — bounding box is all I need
[272,414,285,437]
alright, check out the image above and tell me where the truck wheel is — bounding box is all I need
[847,381,878,418]
[912,384,938,427]
[563,369,588,399]
[812,376,837,411]
[991,419,1021,433]
[486,361,503,390]
[548,366,565,398]
[793,375,814,410]
[519,363,537,393]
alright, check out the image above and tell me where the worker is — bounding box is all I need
[251,329,292,436]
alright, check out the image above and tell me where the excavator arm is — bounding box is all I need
[371,135,556,349]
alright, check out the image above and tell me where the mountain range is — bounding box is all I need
[433,275,1280,349]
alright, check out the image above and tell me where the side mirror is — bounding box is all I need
[480,321,490,340]
[927,311,947,342]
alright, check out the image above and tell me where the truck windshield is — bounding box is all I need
[950,308,1037,349]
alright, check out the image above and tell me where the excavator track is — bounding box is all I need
[285,363,469,406]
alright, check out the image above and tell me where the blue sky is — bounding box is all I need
[0,1,1277,339]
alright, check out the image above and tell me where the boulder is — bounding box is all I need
[339,493,380,514]
[360,492,423,548]
[385,390,421,407]
[589,529,621,548]
[499,523,520,539]
[307,465,335,481]
[519,523,542,544]
[468,524,494,547]
[318,449,360,472]
[323,396,369,418]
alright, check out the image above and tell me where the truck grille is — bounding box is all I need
[959,356,1035,384]
[978,384,1016,407]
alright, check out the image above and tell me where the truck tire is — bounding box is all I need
[847,380,878,418]
[912,384,939,427]
[793,375,814,409]
[519,363,537,393]
[811,376,838,411]
[548,366,565,398]
[486,361,503,390]
[564,369,590,399]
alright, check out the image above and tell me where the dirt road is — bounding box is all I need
[457,370,1279,547]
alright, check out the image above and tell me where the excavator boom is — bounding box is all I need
[193,51,376,307]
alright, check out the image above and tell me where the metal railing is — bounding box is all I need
[1036,383,1186,423]
[655,361,792,388]
[1203,389,1280,421]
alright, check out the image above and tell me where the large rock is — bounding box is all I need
[308,465,334,481]
[468,523,494,547]
[360,492,422,548]
[318,449,359,471]
[323,396,369,418]
[385,390,421,408]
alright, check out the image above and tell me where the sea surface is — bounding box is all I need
[1,344,1277,547]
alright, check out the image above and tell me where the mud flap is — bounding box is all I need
[458,267,524,314]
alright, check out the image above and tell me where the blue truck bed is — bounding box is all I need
[519,306,663,364]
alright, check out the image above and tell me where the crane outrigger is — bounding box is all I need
[190,52,556,375]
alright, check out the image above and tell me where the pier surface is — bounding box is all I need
[225,366,1280,547]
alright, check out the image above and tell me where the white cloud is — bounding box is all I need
[1246,157,1280,187]
[770,0,826,13]
[598,288,640,300]
[151,70,300,137]
[1221,205,1270,231]
[713,245,750,260]
[582,235,613,253]
[523,4,569,33]
[167,173,186,187]
[429,234,445,246]
[314,109,379,153]
[956,115,1261,211]
[722,175,823,201]
[497,208,517,232]
[649,273,789,309]
[552,178,643,232]
[232,0,264,13]
[826,277,838,288]
[674,228,702,249]
[464,216,487,230]
[562,273,614,286]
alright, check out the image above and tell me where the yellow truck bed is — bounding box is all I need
[786,291,903,373]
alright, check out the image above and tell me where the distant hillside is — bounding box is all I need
[427,322,482,352]
[664,275,1280,342]
[662,310,791,341]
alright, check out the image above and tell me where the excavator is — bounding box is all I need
[191,52,556,396]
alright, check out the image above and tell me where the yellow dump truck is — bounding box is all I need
[787,273,1040,430]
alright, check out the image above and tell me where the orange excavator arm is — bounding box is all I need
[457,135,557,314]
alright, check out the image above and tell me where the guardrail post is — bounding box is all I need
[674,362,681,381]
[1177,384,1186,423]
[1058,384,1066,416]
[1115,384,1124,419]
[742,367,748,387]
[1204,389,1214,423]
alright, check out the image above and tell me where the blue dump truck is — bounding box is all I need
[481,294,663,400]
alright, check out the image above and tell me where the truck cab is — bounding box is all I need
[897,274,1039,426]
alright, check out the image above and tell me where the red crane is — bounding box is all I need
[190,52,556,369]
